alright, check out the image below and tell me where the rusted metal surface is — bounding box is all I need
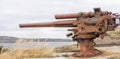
[55,11,111,19]
[73,39,102,57]
[55,13,80,19]
[20,20,77,28]
[19,8,120,57]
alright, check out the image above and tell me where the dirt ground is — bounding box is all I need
[69,46,120,59]
[55,39,120,59]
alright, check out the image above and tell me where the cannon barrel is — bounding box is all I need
[20,22,54,28]
[19,20,77,28]
[55,13,79,19]
[55,11,110,19]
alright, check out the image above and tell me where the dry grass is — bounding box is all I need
[106,28,120,39]
[0,39,56,59]
[55,44,79,52]
[0,47,55,59]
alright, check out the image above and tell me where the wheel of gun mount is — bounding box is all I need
[72,39,102,57]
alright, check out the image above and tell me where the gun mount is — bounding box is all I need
[19,8,120,57]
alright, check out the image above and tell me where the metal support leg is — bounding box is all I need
[73,39,102,57]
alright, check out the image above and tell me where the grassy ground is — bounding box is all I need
[106,27,120,39]
[0,47,55,59]
[0,39,56,59]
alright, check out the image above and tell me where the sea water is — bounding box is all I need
[0,42,76,48]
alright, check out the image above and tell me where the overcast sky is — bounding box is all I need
[0,0,120,38]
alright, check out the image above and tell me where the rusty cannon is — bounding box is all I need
[19,8,120,57]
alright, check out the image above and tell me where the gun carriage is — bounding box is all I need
[20,8,120,57]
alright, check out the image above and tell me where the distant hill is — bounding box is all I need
[0,36,18,40]
[0,36,18,43]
